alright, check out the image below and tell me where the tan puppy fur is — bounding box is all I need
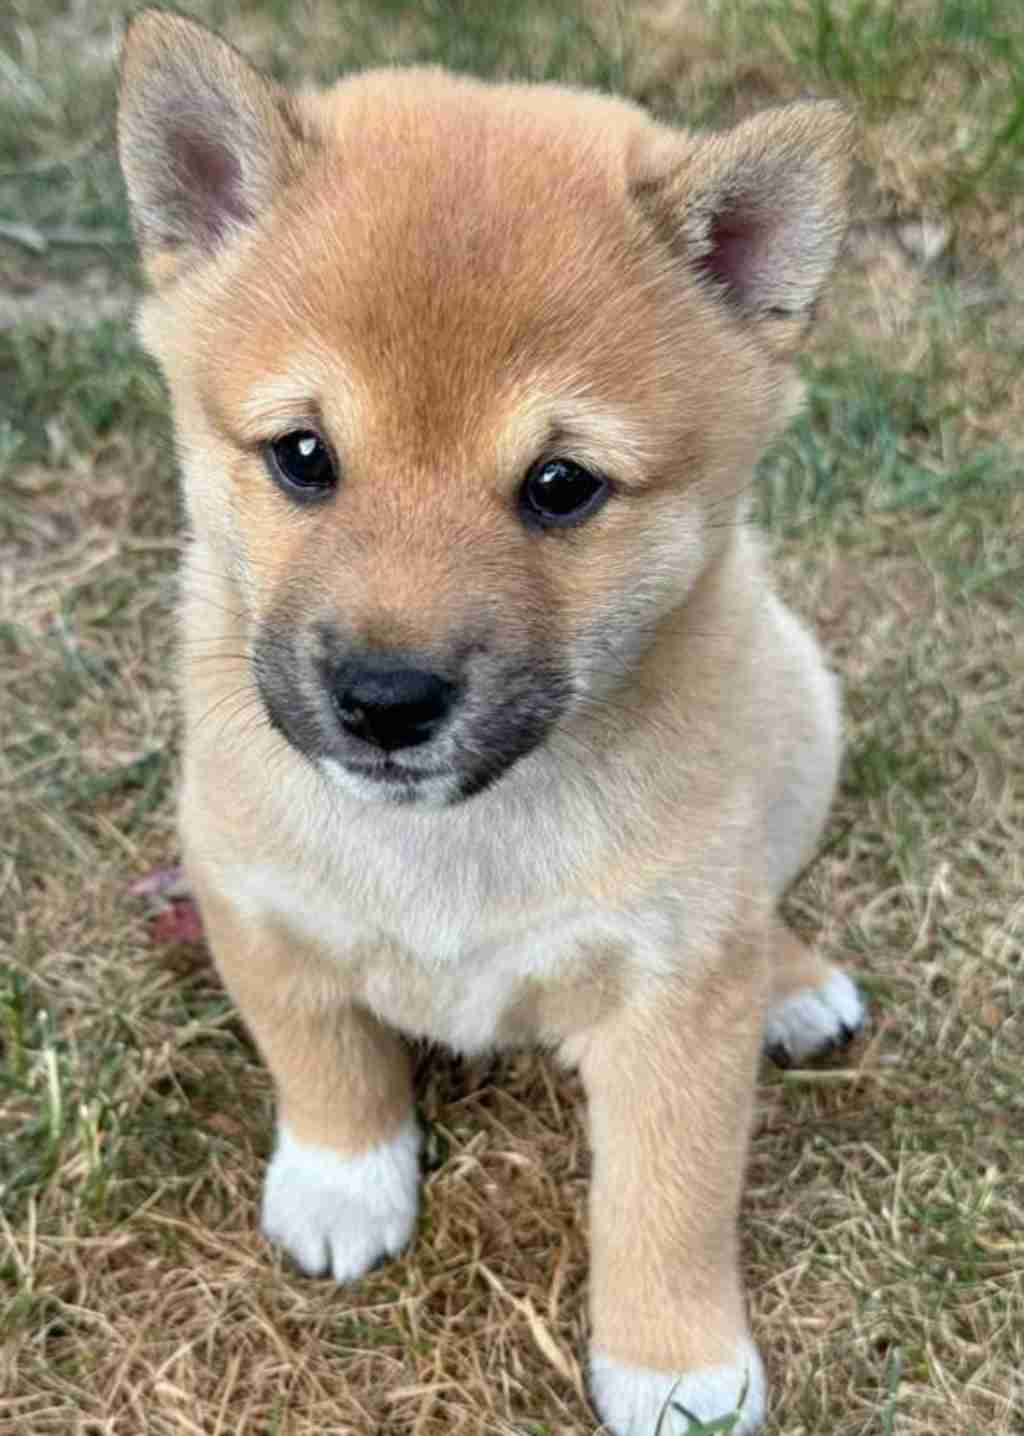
[118,12,864,1433]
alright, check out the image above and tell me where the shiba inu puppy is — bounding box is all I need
[118,11,865,1432]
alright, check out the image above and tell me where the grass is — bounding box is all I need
[1,1,1022,1433]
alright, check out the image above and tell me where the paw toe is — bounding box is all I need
[765,970,866,1066]
[590,1343,765,1435]
[261,1117,421,1284]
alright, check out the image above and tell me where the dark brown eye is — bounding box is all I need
[265,431,337,498]
[519,458,610,529]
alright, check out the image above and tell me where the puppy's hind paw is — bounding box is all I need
[765,970,865,1067]
[589,1343,765,1435]
[261,1116,421,1283]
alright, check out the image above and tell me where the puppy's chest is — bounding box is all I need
[350,931,628,1056]
[231,857,644,1056]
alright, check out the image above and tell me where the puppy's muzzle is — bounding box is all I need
[327,654,459,752]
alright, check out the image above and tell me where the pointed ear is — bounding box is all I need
[632,102,853,328]
[117,9,309,284]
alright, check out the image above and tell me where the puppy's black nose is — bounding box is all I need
[329,657,457,751]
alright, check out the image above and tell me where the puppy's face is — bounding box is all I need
[119,14,850,804]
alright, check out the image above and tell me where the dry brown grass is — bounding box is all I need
[1,2,1022,1433]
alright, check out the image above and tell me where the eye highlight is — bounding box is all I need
[264,430,337,498]
[519,458,610,529]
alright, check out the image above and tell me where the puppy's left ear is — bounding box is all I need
[118,8,310,286]
[632,102,853,337]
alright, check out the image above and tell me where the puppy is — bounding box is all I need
[118,12,864,1432]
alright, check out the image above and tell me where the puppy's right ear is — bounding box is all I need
[118,9,309,285]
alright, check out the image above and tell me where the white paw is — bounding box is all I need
[261,1116,421,1282]
[590,1342,765,1434]
[764,970,865,1065]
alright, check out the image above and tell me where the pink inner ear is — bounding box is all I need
[172,128,251,243]
[699,208,782,309]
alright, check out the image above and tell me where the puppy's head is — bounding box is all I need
[119,10,851,805]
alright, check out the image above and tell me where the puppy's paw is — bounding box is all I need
[590,1342,765,1435]
[765,970,865,1066]
[261,1116,421,1282]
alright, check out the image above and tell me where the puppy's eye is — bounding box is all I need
[519,458,610,529]
[264,431,337,498]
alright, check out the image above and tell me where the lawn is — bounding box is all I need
[1,2,1021,1433]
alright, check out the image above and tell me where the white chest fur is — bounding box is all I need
[217,845,676,1056]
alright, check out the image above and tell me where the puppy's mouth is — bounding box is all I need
[324,745,537,805]
[317,754,458,803]
[317,755,447,802]
[321,753,520,806]
[341,757,453,784]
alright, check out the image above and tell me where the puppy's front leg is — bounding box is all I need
[193,875,420,1282]
[582,934,769,1435]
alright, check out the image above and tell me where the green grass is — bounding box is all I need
[717,0,1024,167]
[1,2,1022,1435]
[757,348,1020,536]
